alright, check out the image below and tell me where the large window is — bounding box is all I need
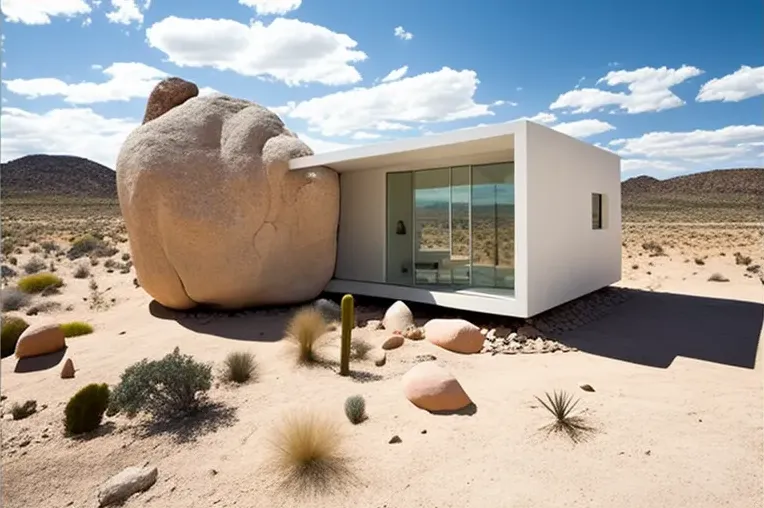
[386,162,515,290]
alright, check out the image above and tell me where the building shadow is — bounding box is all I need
[14,348,67,373]
[558,290,763,369]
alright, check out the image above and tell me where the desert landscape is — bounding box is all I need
[1,154,763,508]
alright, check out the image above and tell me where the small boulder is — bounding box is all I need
[15,323,65,359]
[381,335,404,350]
[388,435,402,444]
[382,300,414,332]
[60,358,75,379]
[580,383,595,392]
[98,465,158,507]
[402,362,471,412]
[370,349,387,367]
[424,319,484,354]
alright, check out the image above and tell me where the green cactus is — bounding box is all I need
[339,294,354,376]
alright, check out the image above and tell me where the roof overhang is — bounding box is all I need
[289,120,526,173]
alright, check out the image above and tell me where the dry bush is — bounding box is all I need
[708,272,729,282]
[350,339,373,360]
[222,351,257,384]
[641,240,666,257]
[734,252,752,266]
[1,288,31,311]
[73,263,90,279]
[285,308,328,364]
[694,257,706,266]
[22,256,46,275]
[267,410,353,497]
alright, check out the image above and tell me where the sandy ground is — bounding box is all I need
[1,222,763,508]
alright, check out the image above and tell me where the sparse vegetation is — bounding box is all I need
[110,347,213,421]
[87,277,110,310]
[222,351,257,384]
[10,400,37,420]
[344,395,366,424]
[26,301,62,315]
[641,241,666,257]
[1,264,17,278]
[350,339,373,360]
[708,272,730,282]
[1,316,29,357]
[694,257,705,266]
[17,272,63,294]
[22,256,46,275]
[734,252,752,265]
[534,390,595,443]
[64,383,110,435]
[40,240,59,254]
[2,288,31,311]
[285,307,328,365]
[60,321,94,337]
[67,233,118,260]
[73,263,90,279]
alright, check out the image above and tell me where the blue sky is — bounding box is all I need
[1,0,762,179]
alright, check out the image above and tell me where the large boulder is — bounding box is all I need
[116,78,340,310]
[424,318,484,354]
[402,362,471,412]
[15,323,66,359]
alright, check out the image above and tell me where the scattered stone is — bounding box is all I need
[370,349,387,367]
[413,354,437,363]
[98,465,158,507]
[381,335,405,350]
[420,429,427,434]
[18,438,31,448]
[580,383,595,392]
[388,435,402,444]
[486,328,497,341]
[402,362,472,412]
[424,319,484,354]
[60,358,75,379]
[402,325,425,340]
[14,323,66,359]
[209,469,218,476]
[382,300,414,332]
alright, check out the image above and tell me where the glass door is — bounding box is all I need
[413,168,451,285]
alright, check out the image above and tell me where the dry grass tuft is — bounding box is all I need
[222,351,257,384]
[267,410,353,498]
[285,307,328,365]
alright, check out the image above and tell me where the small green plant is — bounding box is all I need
[708,272,729,282]
[286,307,327,364]
[17,272,63,294]
[534,390,595,443]
[60,321,94,338]
[73,263,90,279]
[339,294,354,376]
[11,400,37,420]
[344,395,366,424]
[64,383,110,435]
[22,256,46,275]
[110,347,213,421]
[1,316,29,357]
[1,288,31,311]
[223,351,257,384]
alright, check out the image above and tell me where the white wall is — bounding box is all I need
[524,122,621,317]
[335,169,386,282]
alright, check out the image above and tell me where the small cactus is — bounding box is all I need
[339,294,354,376]
[344,395,366,424]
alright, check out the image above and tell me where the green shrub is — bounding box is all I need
[67,234,118,260]
[64,383,110,435]
[223,351,257,384]
[110,347,212,420]
[2,288,31,311]
[1,316,29,357]
[60,321,94,338]
[17,272,63,294]
[344,395,366,424]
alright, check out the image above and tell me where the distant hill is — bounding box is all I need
[0,154,117,200]
[622,168,764,222]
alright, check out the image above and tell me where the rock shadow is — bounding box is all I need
[429,402,478,416]
[13,348,67,373]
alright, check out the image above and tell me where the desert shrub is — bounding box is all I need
[1,316,29,357]
[269,410,350,496]
[1,264,17,278]
[60,321,94,338]
[344,395,366,424]
[26,301,62,316]
[121,252,131,262]
[22,256,46,275]
[222,351,257,384]
[349,339,372,360]
[1,239,15,256]
[64,383,110,435]
[534,390,594,443]
[8,256,18,266]
[73,263,90,279]
[104,259,118,269]
[641,241,665,257]
[67,234,118,260]
[17,272,63,294]
[110,347,212,420]
[40,241,59,254]
[11,400,37,420]
[746,264,761,274]
[734,252,752,266]
[286,307,327,364]
[2,288,31,311]
[708,272,729,282]
[28,245,41,254]
[694,257,705,265]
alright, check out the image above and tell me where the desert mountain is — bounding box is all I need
[0,154,117,199]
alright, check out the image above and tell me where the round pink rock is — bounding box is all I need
[402,362,472,412]
[424,318,484,354]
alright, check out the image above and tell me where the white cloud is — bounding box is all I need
[0,107,139,168]
[551,119,615,138]
[146,16,367,86]
[394,26,413,40]
[239,0,301,15]
[621,159,686,173]
[527,112,557,124]
[696,65,764,103]
[381,65,408,83]
[284,67,494,136]
[3,62,168,104]
[294,132,355,154]
[550,65,703,114]
[612,125,764,173]
[350,131,383,140]
[1,0,91,24]
[106,0,147,26]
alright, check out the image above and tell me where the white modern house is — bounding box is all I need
[290,119,621,318]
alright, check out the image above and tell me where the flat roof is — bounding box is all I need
[289,119,526,173]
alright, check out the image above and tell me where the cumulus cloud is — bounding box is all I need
[696,65,764,103]
[238,0,302,15]
[527,112,557,124]
[2,0,91,24]
[106,0,150,26]
[145,16,367,86]
[381,65,408,83]
[394,26,413,40]
[552,119,616,138]
[550,65,704,114]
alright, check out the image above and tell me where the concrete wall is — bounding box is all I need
[335,169,386,283]
[524,121,621,317]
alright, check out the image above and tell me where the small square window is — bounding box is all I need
[592,193,603,229]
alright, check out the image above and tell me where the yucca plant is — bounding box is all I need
[534,390,595,443]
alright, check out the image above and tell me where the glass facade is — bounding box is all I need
[385,162,515,290]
